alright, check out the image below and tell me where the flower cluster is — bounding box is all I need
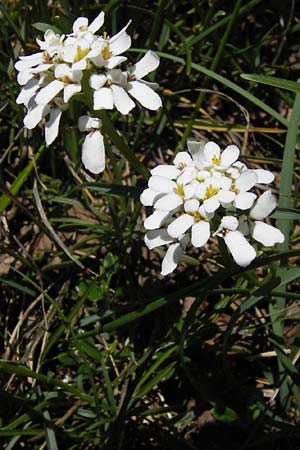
[15,11,162,174]
[140,141,284,275]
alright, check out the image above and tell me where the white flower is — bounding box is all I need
[125,51,162,110]
[140,140,281,274]
[88,22,131,69]
[79,115,105,174]
[89,51,162,114]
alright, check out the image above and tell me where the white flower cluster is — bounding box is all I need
[15,11,162,174]
[140,141,284,275]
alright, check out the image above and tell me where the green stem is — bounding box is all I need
[99,111,150,179]
[270,91,300,406]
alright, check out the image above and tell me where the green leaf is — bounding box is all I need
[32,22,61,34]
[241,74,300,93]
[211,406,238,423]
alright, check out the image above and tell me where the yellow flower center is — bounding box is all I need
[230,182,239,194]
[212,155,221,165]
[187,210,206,222]
[74,46,90,62]
[173,184,184,197]
[60,75,73,84]
[101,44,112,60]
[204,184,219,200]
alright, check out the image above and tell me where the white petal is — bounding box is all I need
[234,192,257,210]
[16,78,40,105]
[128,81,162,110]
[217,190,235,203]
[89,73,107,90]
[221,216,239,231]
[173,151,192,167]
[183,184,194,199]
[81,130,105,174]
[184,199,200,212]
[63,83,81,103]
[23,104,49,129]
[161,243,183,276]
[220,144,239,167]
[250,190,277,220]
[78,115,101,132]
[88,11,105,33]
[150,165,180,179]
[252,222,284,246]
[105,56,127,69]
[203,196,220,214]
[140,188,162,206]
[17,70,34,86]
[167,214,194,238]
[132,50,160,79]
[235,170,257,192]
[73,17,88,33]
[187,141,205,163]
[111,84,135,115]
[204,141,220,162]
[45,107,62,145]
[145,229,174,250]
[144,210,170,230]
[154,193,183,211]
[224,231,256,267]
[253,169,274,184]
[191,221,210,247]
[109,23,132,55]
[93,88,114,110]
[35,80,64,105]
[15,53,44,71]
[148,175,176,193]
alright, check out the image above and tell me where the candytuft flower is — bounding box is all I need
[15,11,162,174]
[78,115,105,174]
[140,140,284,275]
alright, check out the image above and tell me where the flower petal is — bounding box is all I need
[161,243,183,276]
[220,144,239,167]
[187,141,205,163]
[154,193,182,211]
[73,17,88,33]
[144,210,170,230]
[191,221,210,247]
[109,22,132,55]
[88,11,105,33]
[204,141,220,162]
[63,83,81,103]
[224,230,256,267]
[140,188,163,206]
[167,214,194,238]
[145,229,174,250]
[150,165,180,179]
[15,52,44,71]
[132,50,160,79]
[89,74,107,90]
[173,151,192,167]
[81,130,105,174]
[93,87,114,110]
[45,107,63,145]
[235,170,257,192]
[128,81,162,110]
[234,192,257,210]
[184,199,200,212]
[221,216,239,231]
[35,80,64,105]
[148,175,176,193]
[250,190,277,220]
[203,196,220,214]
[78,115,101,132]
[217,190,235,203]
[110,84,135,115]
[23,104,49,129]
[252,222,284,246]
[252,169,274,184]
[16,78,40,105]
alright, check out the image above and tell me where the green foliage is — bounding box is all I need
[1,1,300,449]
